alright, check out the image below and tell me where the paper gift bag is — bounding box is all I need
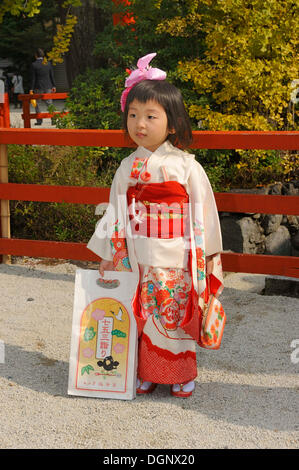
[68,269,139,400]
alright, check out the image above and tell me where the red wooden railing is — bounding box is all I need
[0,128,298,277]
[18,93,69,128]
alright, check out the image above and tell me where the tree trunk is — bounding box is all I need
[61,0,106,87]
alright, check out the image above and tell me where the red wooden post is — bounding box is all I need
[19,93,68,128]
[0,91,10,262]
[0,142,11,264]
[0,92,10,128]
[3,92,10,128]
[22,98,31,128]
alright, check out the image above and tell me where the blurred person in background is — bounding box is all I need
[30,48,56,125]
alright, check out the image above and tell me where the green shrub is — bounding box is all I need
[193,148,297,191]
[52,68,124,131]
[8,144,121,243]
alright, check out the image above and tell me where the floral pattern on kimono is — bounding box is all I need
[200,300,226,347]
[110,220,131,272]
[130,157,147,179]
[138,265,197,384]
[140,266,192,330]
[193,219,206,281]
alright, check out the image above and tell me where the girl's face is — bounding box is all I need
[127,99,172,152]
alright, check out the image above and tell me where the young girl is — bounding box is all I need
[87,53,224,398]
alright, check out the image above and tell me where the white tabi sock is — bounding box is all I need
[136,379,153,391]
[172,380,195,393]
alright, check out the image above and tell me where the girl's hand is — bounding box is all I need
[99,259,114,277]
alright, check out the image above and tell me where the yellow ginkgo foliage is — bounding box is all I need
[46,14,78,65]
[156,0,299,131]
[0,0,42,22]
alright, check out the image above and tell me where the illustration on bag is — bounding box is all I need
[75,296,131,394]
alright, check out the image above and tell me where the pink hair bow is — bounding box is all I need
[120,52,166,112]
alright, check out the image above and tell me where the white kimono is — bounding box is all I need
[87,141,224,384]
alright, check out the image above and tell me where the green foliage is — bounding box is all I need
[0,0,42,22]
[0,1,83,71]
[54,1,202,134]
[52,67,129,177]
[93,0,202,97]
[55,68,124,130]
[228,150,299,188]
[8,144,120,242]
[55,0,297,195]
[193,147,298,191]
[0,2,57,88]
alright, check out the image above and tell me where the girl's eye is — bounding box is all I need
[147,115,155,120]
[129,113,136,118]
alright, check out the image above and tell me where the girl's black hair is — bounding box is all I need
[123,79,193,149]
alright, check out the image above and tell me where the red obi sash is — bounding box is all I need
[127,181,189,238]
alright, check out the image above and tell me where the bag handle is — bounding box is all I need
[96,278,120,289]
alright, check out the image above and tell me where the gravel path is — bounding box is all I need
[0,258,298,449]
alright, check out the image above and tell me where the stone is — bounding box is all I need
[229,187,269,195]
[291,246,299,257]
[291,232,299,250]
[268,183,282,195]
[220,216,243,253]
[261,214,283,235]
[264,276,299,298]
[219,212,236,218]
[218,182,298,258]
[282,182,299,196]
[282,215,288,224]
[220,216,264,254]
[285,215,299,233]
[265,226,292,255]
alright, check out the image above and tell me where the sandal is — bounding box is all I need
[170,381,195,398]
[136,378,157,395]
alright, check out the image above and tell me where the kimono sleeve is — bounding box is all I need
[189,160,223,257]
[87,166,127,262]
